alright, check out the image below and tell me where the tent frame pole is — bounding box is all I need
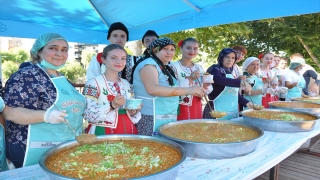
[182,0,201,12]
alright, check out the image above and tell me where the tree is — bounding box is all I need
[0,48,29,64]
[81,49,96,69]
[59,61,86,83]
[164,23,252,64]
[238,13,320,70]
[2,61,19,80]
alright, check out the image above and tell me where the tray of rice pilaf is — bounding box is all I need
[268,101,320,115]
[39,135,186,180]
[159,120,264,159]
[241,109,319,132]
[291,97,320,104]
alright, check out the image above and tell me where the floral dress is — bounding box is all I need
[4,65,57,168]
[170,61,212,120]
[83,74,141,135]
[258,69,276,108]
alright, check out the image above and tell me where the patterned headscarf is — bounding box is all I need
[131,38,177,86]
[217,48,237,74]
[144,37,176,57]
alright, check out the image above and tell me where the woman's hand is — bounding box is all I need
[44,108,67,124]
[309,83,318,94]
[111,95,126,109]
[189,70,201,81]
[241,81,252,94]
[127,107,141,116]
[187,86,206,97]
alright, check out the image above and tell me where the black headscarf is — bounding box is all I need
[130,38,177,86]
[217,48,237,74]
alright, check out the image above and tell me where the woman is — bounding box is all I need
[258,52,276,108]
[283,57,307,100]
[83,44,141,135]
[203,48,252,120]
[132,38,206,136]
[231,45,247,79]
[0,81,5,171]
[242,57,265,108]
[2,33,107,168]
[170,38,212,120]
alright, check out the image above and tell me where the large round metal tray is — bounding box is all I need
[39,135,186,180]
[269,101,320,115]
[241,109,319,132]
[158,120,264,159]
[291,97,320,104]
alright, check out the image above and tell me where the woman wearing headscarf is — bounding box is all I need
[203,48,253,120]
[242,57,265,108]
[131,38,206,136]
[283,57,307,100]
[2,33,109,168]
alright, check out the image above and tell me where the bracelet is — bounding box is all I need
[110,101,115,110]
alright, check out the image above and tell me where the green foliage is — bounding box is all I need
[2,61,19,80]
[164,13,320,71]
[164,23,251,65]
[0,48,29,64]
[59,61,86,83]
[81,49,96,68]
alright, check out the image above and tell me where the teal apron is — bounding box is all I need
[153,96,179,135]
[243,75,263,109]
[137,95,179,136]
[23,76,86,167]
[213,74,239,120]
[286,75,306,100]
[0,124,8,171]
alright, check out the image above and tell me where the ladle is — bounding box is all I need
[35,83,97,144]
[193,74,226,118]
[52,101,97,144]
[241,81,264,110]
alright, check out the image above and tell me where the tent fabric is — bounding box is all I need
[0,0,319,44]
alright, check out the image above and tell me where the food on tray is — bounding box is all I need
[253,105,264,110]
[75,134,97,144]
[46,140,181,179]
[292,97,320,103]
[161,123,260,143]
[242,110,316,121]
[269,101,320,108]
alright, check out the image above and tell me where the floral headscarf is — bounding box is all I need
[131,38,177,86]
[144,37,176,57]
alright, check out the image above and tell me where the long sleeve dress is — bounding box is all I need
[170,61,212,120]
[83,74,141,135]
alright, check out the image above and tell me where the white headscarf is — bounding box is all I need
[242,57,260,71]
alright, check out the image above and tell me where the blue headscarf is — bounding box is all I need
[217,48,237,74]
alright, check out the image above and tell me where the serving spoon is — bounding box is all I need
[193,74,226,118]
[52,103,97,144]
[241,81,264,110]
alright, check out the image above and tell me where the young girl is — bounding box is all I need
[265,78,287,102]
[170,38,212,120]
[258,52,276,108]
[83,44,141,135]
